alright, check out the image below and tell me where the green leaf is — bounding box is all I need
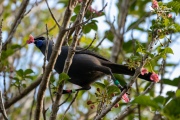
[24,75,33,80]
[58,72,70,85]
[136,47,142,53]
[104,80,110,86]
[132,95,159,109]
[163,77,180,87]
[163,97,180,119]
[74,5,81,14]
[1,49,14,60]
[16,69,24,77]
[13,77,20,81]
[82,21,98,34]
[11,44,21,49]
[94,82,105,88]
[167,1,180,15]
[107,85,120,94]
[176,90,180,97]
[22,84,26,88]
[24,69,34,75]
[164,19,169,27]
[83,25,91,34]
[153,96,166,107]
[71,15,77,22]
[165,47,174,54]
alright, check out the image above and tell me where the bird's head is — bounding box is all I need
[27,35,46,48]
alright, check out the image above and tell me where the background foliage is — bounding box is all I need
[0,0,180,120]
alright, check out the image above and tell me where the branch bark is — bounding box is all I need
[5,75,42,109]
[34,0,78,120]
[50,0,91,120]
[2,0,29,50]
[110,0,130,62]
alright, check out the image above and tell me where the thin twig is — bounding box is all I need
[29,89,37,120]
[114,106,137,120]
[0,19,2,58]
[75,33,97,52]
[45,0,60,28]
[25,0,44,16]
[49,84,54,103]
[34,0,78,119]
[92,17,116,51]
[61,92,79,120]
[94,30,156,120]
[50,1,89,120]
[2,0,29,50]
[0,91,8,120]
[65,14,93,31]
[42,99,48,120]
[58,94,71,107]
[5,75,42,109]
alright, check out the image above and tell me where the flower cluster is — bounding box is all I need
[122,93,130,103]
[78,0,102,16]
[88,6,102,16]
[27,35,34,44]
[141,68,160,83]
[152,0,159,9]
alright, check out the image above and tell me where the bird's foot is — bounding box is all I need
[120,84,128,92]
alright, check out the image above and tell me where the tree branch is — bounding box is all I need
[2,0,29,50]
[5,75,42,109]
[49,1,89,120]
[45,0,60,28]
[0,91,8,120]
[34,0,78,120]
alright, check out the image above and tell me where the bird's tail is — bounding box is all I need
[102,62,152,82]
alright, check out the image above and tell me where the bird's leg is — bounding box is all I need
[62,86,91,94]
[93,66,124,92]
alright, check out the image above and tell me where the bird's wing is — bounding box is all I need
[75,47,111,62]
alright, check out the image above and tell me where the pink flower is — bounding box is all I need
[122,93,130,103]
[168,14,172,18]
[150,73,159,83]
[152,0,158,9]
[88,6,95,13]
[27,35,34,44]
[141,68,148,75]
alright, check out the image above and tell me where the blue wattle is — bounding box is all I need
[36,40,43,47]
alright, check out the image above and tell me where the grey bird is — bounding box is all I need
[28,36,156,94]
